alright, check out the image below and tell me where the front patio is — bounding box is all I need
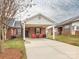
[25,25,48,38]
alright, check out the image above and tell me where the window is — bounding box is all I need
[35,28,41,35]
[76,26,79,31]
[16,28,21,35]
[72,26,79,31]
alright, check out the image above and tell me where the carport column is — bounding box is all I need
[53,25,55,39]
[71,25,77,35]
[46,28,48,38]
[22,23,25,40]
[74,26,77,35]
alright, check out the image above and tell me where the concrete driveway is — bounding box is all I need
[25,38,79,59]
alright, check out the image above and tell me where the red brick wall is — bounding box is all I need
[62,29,79,36]
[6,28,11,39]
[62,29,71,35]
[28,27,35,37]
[75,31,79,35]
[28,27,46,38]
[6,28,17,39]
[41,28,46,34]
[7,27,46,38]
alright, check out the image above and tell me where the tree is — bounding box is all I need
[0,0,18,53]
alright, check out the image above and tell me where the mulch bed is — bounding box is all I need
[0,48,22,59]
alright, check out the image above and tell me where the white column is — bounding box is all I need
[46,28,48,38]
[23,23,25,40]
[74,26,77,35]
[53,25,55,39]
[71,26,77,35]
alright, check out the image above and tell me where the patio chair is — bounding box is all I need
[36,34,39,38]
[39,34,44,38]
[32,34,36,38]
[43,34,46,37]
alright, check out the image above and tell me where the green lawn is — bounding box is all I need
[47,35,79,46]
[56,35,79,46]
[4,38,26,59]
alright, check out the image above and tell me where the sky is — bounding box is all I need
[15,0,79,23]
[33,0,79,23]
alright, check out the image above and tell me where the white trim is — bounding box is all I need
[46,28,48,38]
[47,26,53,29]
[22,23,25,40]
[74,26,77,31]
[71,26,77,35]
[53,25,55,39]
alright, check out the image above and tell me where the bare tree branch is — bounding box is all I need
[0,0,18,53]
[0,0,18,24]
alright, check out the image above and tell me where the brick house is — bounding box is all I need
[6,13,56,39]
[56,16,79,35]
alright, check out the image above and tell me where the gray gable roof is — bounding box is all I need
[14,21,21,28]
[56,16,79,27]
[6,18,21,28]
[7,13,57,28]
[6,15,79,28]
[24,13,56,25]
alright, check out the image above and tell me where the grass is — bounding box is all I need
[4,38,26,59]
[47,35,79,46]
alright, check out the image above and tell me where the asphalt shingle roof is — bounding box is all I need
[56,16,79,27]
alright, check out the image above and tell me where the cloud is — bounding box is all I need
[15,0,79,23]
[33,0,79,22]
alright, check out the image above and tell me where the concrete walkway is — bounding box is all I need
[25,38,79,59]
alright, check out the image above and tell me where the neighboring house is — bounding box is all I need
[6,13,56,39]
[56,16,79,35]
[6,19,22,39]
